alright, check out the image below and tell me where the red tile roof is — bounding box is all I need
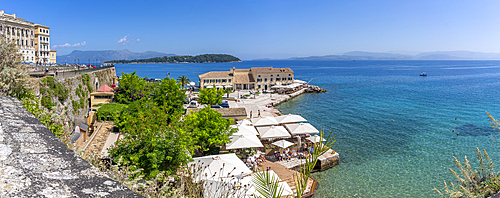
[97,84,113,92]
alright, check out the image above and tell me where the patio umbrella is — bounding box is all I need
[216,85,224,89]
[237,119,253,126]
[252,117,279,126]
[189,153,252,181]
[205,85,214,88]
[275,114,307,124]
[271,139,294,148]
[294,79,307,84]
[230,125,259,136]
[285,123,319,135]
[306,135,326,143]
[226,135,263,149]
[256,126,291,139]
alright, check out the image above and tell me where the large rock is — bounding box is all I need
[0,95,140,197]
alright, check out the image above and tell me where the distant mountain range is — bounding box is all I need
[289,51,500,60]
[57,49,175,63]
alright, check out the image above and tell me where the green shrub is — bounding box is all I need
[82,74,93,93]
[40,76,69,104]
[96,103,127,121]
[41,95,54,109]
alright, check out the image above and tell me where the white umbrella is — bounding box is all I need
[294,79,307,84]
[225,84,233,88]
[271,140,294,148]
[227,135,263,149]
[230,125,259,136]
[252,117,279,126]
[237,119,253,126]
[216,85,224,89]
[285,123,319,135]
[206,85,214,88]
[306,135,326,143]
[256,126,291,139]
[275,114,307,124]
[189,153,252,182]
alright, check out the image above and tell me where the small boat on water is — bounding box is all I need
[420,72,427,76]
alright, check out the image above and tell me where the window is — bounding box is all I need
[288,74,291,76]
[288,77,292,80]
[258,75,261,77]
[216,79,220,83]
[222,79,226,83]
[271,75,273,77]
[258,85,261,89]
[94,95,112,99]
[282,78,286,81]
[228,79,231,83]
[276,78,280,81]
[277,74,279,77]
[264,78,267,82]
[270,78,273,82]
[210,79,214,83]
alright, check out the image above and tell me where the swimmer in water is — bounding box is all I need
[457,132,459,136]
[452,129,455,132]
[391,119,394,122]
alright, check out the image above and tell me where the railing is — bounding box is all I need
[29,65,115,79]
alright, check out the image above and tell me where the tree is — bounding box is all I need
[114,71,151,104]
[177,75,190,89]
[153,77,186,118]
[224,88,232,98]
[183,107,236,155]
[112,100,194,178]
[0,38,30,99]
[199,87,224,106]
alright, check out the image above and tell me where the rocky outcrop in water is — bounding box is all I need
[305,85,326,93]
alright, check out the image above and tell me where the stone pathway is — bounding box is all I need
[0,95,140,197]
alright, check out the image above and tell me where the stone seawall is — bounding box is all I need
[32,67,117,129]
[0,95,140,197]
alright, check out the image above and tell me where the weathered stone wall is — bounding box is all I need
[317,152,340,171]
[0,95,140,197]
[34,67,117,128]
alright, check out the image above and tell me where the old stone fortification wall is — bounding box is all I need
[34,67,117,128]
[0,95,139,197]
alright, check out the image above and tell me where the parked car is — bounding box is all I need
[220,100,229,108]
[184,98,191,104]
[211,104,223,108]
[188,101,199,108]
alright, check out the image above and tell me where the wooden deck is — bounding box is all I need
[260,160,316,197]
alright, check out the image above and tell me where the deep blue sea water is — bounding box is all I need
[116,60,500,197]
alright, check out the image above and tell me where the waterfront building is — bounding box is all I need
[0,10,36,63]
[35,24,54,64]
[50,49,57,64]
[199,66,294,90]
[90,84,114,111]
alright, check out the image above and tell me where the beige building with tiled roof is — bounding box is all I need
[199,66,294,90]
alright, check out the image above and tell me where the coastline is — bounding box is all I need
[228,85,325,118]
[106,60,243,64]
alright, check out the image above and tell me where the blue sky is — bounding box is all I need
[3,0,500,59]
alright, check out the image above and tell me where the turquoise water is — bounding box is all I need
[116,60,500,197]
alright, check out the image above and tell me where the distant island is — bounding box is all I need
[57,49,175,63]
[105,54,241,64]
[287,51,500,60]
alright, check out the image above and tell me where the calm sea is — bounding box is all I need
[116,60,500,197]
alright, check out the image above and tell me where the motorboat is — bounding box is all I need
[420,72,427,76]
